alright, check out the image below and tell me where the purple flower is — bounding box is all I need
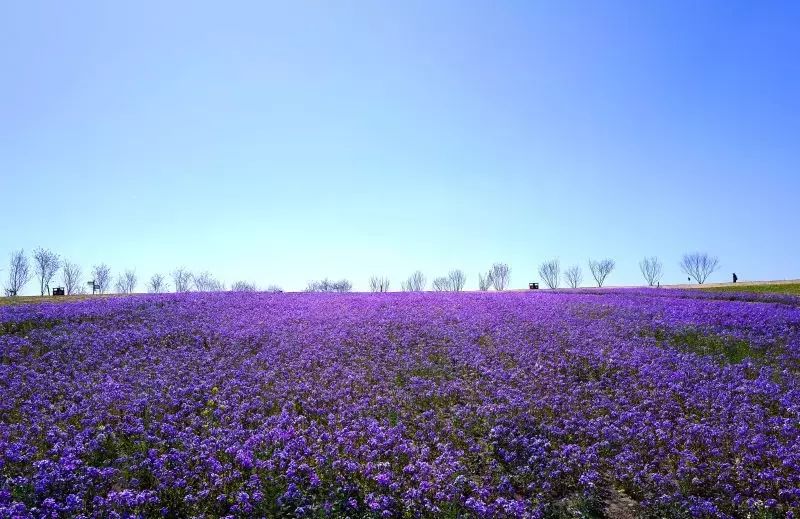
[1,289,799,516]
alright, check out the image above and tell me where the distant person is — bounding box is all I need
[733,273,738,283]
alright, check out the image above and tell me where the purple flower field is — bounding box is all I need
[2,290,799,518]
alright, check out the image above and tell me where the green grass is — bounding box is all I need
[700,283,800,296]
[666,329,762,365]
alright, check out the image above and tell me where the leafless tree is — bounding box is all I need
[231,280,257,292]
[588,258,615,287]
[431,276,450,291]
[401,270,426,291]
[33,247,60,296]
[148,273,167,293]
[333,279,351,292]
[478,271,493,291]
[538,259,561,289]
[306,278,351,292]
[368,276,391,293]
[680,252,720,284]
[447,269,466,291]
[639,256,663,287]
[306,279,327,292]
[172,268,193,292]
[193,271,223,292]
[564,265,583,288]
[5,249,31,296]
[116,269,138,294]
[62,260,84,295]
[429,270,466,292]
[490,263,510,291]
[305,279,329,292]
[92,264,112,294]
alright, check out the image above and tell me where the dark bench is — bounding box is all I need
[52,287,65,296]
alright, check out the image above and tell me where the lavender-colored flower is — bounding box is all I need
[1,289,799,516]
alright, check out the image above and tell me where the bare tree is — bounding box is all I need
[368,276,391,293]
[680,252,720,284]
[490,263,510,291]
[332,279,351,292]
[447,269,466,291]
[431,276,450,291]
[478,271,493,291]
[588,258,615,287]
[639,256,663,287]
[193,271,223,292]
[116,269,138,294]
[5,249,31,296]
[306,278,351,292]
[564,265,583,289]
[231,280,257,292]
[429,270,466,292]
[148,273,167,293]
[62,260,84,295]
[33,248,60,296]
[172,268,193,292]
[538,259,560,289]
[306,279,330,292]
[92,264,112,294]
[401,270,426,292]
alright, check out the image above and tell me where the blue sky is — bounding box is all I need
[2,1,798,293]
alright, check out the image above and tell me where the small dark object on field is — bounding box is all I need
[529,282,539,289]
[733,273,738,283]
[52,287,65,296]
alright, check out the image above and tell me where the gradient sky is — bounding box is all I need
[2,1,798,294]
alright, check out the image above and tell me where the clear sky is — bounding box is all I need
[2,1,798,294]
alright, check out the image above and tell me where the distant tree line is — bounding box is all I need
[1,248,283,297]
[532,252,720,289]
[2,248,723,297]
[305,278,352,293]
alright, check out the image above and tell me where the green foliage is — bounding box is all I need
[665,328,762,365]
[0,318,60,336]
[701,283,800,296]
